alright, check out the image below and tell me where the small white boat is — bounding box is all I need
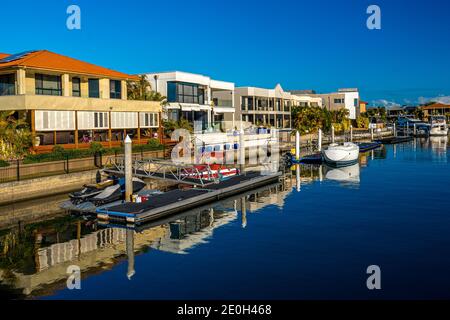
[429,116,448,136]
[322,142,359,167]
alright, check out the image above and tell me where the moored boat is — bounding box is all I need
[429,116,448,136]
[322,142,359,167]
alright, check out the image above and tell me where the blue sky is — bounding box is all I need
[1,0,449,106]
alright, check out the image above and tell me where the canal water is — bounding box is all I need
[0,137,449,299]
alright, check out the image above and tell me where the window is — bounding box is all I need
[35,74,62,96]
[72,77,81,97]
[140,112,159,128]
[167,82,205,104]
[110,80,122,99]
[354,98,359,107]
[0,74,15,96]
[88,79,100,98]
[334,98,344,104]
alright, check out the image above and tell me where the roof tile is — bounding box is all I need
[0,50,138,80]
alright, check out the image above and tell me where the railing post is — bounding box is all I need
[66,154,70,174]
[16,159,20,181]
[318,129,322,151]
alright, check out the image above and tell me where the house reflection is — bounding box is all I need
[0,180,294,297]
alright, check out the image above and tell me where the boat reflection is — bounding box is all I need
[322,163,360,185]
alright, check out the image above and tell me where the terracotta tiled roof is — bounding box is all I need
[0,53,10,59]
[421,103,450,110]
[0,50,139,80]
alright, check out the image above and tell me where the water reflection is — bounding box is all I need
[323,164,360,185]
[0,180,294,297]
[1,137,448,299]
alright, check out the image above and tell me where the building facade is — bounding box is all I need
[145,71,235,132]
[421,103,450,121]
[290,88,360,120]
[0,50,161,152]
[235,84,309,129]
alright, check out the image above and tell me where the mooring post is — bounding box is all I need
[125,135,133,202]
[371,127,374,141]
[318,129,322,151]
[331,125,335,143]
[296,164,301,192]
[126,229,135,280]
[414,123,417,136]
[393,123,397,137]
[241,197,247,228]
[350,125,353,142]
[295,130,300,160]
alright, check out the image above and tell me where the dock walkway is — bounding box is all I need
[97,171,281,224]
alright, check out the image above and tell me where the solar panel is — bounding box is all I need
[0,50,38,63]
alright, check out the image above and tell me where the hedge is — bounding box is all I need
[0,159,10,167]
[23,139,164,164]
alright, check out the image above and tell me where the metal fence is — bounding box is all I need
[0,149,166,184]
[0,155,103,184]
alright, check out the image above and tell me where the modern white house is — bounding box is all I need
[145,71,235,132]
[337,88,359,120]
[234,84,317,129]
[291,88,359,120]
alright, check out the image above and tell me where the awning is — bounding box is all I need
[213,107,235,113]
[180,103,211,112]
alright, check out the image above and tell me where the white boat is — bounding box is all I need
[322,142,360,167]
[429,116,448,136]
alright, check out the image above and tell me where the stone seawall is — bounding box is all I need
[0,170,98,206]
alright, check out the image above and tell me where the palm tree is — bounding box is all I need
[127,75,167,103]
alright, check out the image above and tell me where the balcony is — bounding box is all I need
[0,94,161,112]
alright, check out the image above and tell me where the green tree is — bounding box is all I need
[0,111,32,160]
[127,75,167,103]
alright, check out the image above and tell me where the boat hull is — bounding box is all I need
[429,127,449,136]
[322,143,359,167]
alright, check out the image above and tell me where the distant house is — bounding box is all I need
[359,100,368,115]
[0,50,161,152]
[421,103,450,121]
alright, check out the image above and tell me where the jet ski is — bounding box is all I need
[69,176,119,204]
[90,177,146,206]
[69,176,146,205]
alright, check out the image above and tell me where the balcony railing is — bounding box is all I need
[214,99,233,107]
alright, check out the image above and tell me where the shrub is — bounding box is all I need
[356,115,370,129]
[147,138,162,148]
[52,145,66,154]
[0,159,10,167]
[89,142,104,154]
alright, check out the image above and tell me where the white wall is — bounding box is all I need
[343,91,359,120]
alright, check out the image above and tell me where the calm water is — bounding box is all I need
[1,137,449,299]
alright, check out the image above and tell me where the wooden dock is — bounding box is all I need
[376,136,413,144]
[96,171,282,224]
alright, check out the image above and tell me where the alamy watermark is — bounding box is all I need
[366,265,381,290]
[66,5,81,30]
[67,265,81,290]
[366,5,381,30]
[169,121,281,175]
